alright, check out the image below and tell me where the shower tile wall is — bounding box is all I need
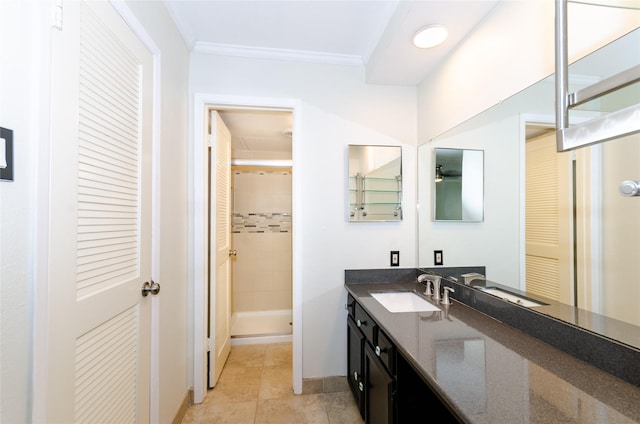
[232,169,292,313]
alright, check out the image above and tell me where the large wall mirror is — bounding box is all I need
[418,25,640,344]
[348,145,402,222]
[433,148,484,222]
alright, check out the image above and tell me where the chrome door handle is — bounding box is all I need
[619,180,640,197]
[141,280,160,297]
[229,249,238,257]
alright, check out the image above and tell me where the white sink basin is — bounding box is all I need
[478,287,545,307]
[370,291,441,313]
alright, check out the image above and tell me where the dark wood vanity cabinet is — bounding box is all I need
[347,293,461,424]
[347,294,396,423]
[364,342,396,424]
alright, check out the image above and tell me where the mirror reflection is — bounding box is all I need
[418,28,640,334]
[348,145,402,222]
[433,148,484,222]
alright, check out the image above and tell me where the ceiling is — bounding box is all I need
[164,0,499,86]
[164,0,499,157]
[216,109,293,159]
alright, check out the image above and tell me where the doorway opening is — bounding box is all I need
[214,109,293,345]
[193,94,302,402]
[206,107,294,389]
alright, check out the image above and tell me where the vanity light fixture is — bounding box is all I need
[435,165,443,182]
[413,25,448,49]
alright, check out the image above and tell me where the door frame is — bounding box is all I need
[32,1,163,421]
[191,93,303,403]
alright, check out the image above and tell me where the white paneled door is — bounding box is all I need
[208,111,232,388]
[47,1,154,422]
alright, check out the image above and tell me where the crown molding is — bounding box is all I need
[192,42,363,66]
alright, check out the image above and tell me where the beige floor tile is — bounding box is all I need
[181,400,256,424]
[322,392,364,424]
[259,364,293,400]
[217,362,263,382]
[205,369,262,404]
[182,342,362,424]
[264,342,292,367]
[225,344,267,368]
[255,394,329,424]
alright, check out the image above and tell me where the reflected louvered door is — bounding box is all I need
[525,132,572,304]
[47,1,153,422]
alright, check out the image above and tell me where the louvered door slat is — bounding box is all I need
[74,306,138,423]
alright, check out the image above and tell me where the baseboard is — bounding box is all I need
[302,376,349,394]
[171,388,193,424]
[230,334,292,345]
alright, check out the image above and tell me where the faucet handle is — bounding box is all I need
[441,287,455,305]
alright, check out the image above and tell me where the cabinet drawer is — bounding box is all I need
[354,302,376,343]
[375,329,396,375]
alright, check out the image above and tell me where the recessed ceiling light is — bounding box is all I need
[413,25,448,49]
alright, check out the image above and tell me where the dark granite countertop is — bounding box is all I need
[345,280,640,424]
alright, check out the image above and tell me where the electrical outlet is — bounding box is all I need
[434,250,443,266]
[390,251,400,267]
[0,127,13,182]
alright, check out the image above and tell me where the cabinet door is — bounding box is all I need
[347,316,365,418]
[364,343,396,424]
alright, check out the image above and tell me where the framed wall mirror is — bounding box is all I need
[348,145,402,222]
[433,148,484,222]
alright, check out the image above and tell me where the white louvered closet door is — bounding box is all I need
[47,1,154,422]
[525,131,572,304]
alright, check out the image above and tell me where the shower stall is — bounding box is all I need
[229,166,292,344]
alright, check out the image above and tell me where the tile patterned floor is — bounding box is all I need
[181,342,364,424]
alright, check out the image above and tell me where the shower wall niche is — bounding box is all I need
[231,167,292,324]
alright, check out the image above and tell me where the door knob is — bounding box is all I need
[229,249,238,257]
[141,280,161,297]
[619,180,640,197]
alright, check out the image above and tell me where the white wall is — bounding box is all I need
[0,1,190,422]
[190,55,417,378]
[124,2,191,422]
[0,2,52,422]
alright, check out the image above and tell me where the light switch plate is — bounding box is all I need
[0,127,13,181]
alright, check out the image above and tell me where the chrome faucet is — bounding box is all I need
[417,273,441,298]
[461,272,485,285]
